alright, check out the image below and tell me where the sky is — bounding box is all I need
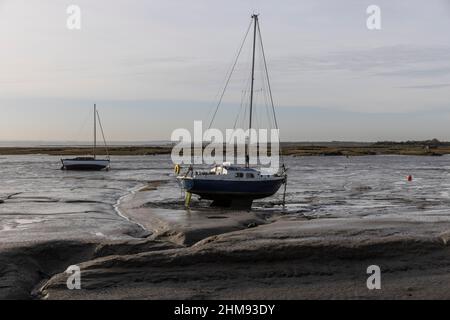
[0,0,449,142]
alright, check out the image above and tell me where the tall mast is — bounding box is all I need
[93,104,96,159]
[247,14,258,168]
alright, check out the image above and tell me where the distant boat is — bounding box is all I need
[177,14,287,208]
[61,104,110,171]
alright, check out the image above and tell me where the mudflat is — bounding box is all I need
[2,154,450,300]
[34,188,450,300]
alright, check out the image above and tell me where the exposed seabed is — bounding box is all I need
[1,180,449,300]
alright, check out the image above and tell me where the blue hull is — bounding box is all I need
[63,164,109,171]
[181,177,284,201]
[61,158,110,171]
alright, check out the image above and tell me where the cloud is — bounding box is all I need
[398,83,450,89]
[271,45,450,79]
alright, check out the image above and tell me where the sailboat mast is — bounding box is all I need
[93,104,96,159]
[247,14,258,167]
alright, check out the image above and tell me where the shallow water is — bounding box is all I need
[0,155,171,243]
[283,154,450,220]
[1,154,450,243]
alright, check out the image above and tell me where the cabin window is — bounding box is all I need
[246,173,255,178]
[235,172,244,178]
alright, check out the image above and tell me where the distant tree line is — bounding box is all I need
[373,139,450,147]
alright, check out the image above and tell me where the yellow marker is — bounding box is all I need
[185,192,192,207]
[174,164,181,175]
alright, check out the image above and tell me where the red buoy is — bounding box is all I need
[407,175,413,182]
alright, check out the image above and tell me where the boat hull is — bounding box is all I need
[179,176,285,202]
[61,159,110,171]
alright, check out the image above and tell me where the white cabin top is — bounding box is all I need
[191,163,280,181]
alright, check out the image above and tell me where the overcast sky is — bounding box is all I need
[1,0,449,142]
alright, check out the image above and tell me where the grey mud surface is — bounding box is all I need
[18,183,450,300]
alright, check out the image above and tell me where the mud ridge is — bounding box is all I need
[37,225,450,299]
[0,238,179,299]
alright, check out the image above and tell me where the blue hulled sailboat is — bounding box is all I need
[177,14,287,208]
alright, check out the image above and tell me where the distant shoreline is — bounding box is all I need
[1,140,450,156]
[0,146,171,156]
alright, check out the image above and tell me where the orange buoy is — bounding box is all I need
[407,175,413,182]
